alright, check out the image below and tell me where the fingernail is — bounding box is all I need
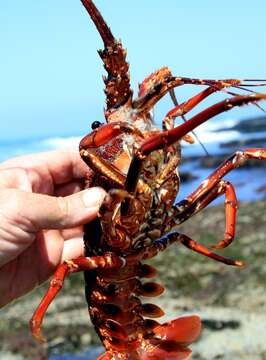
[83,187,106,208]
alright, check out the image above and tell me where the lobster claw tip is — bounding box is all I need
[29,319,46,343]
[32,331,46,344]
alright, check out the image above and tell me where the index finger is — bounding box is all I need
[0,150,91,185]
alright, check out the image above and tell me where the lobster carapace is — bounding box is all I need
[30,1,266,359]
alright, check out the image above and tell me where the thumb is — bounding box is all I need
[0,187,106,231]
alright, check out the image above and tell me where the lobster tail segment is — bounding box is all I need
[142,315,201,360]
[80,0,132,112]
[153,315,201,345]
[97,315,201,359]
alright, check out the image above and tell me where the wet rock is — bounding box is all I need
[202,319,240,331]
[220,137,266,149]
[179,171,198,183]
[257,184,266,193]
[198,154,266,169]
[216,115,266,133]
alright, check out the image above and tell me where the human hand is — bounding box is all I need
[0,151,106,307]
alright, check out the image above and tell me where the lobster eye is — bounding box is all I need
[91,121,103,130]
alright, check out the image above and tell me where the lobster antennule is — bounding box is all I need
[81,0,115,47]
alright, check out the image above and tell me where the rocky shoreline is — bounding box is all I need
[1,200,266,359]
[181,115,266,175]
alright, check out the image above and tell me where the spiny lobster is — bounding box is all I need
[30,1,266,359]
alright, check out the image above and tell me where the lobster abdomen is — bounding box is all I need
[85,261,201,360]
[97,315,201,359]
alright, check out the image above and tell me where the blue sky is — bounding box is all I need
[1,0,266,141]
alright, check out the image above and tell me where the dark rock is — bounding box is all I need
[197,154,266,169]
[220,137,266,149]
[216,115,266,133]
[179,171,198,182]
[202,319,240,331]
[256,184,266,193]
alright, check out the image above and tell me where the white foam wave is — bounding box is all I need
[194,130,239,144]
[40,136,82,150]
[198,118,239,133]
[193,118,240,143]
[0,136,82,162]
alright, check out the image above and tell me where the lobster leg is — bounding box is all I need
[155,86,229,187]
[185,148,266,204]
[140,95,266,156]
[189,180,237,250]
[163,84,230,130]
[125,94,266,196]
[166,180,237,248]
[179,233,243,266]
[136,231,243,267]
[163,86,218,152]
[30,255,124,342]
[162,86,221,155]
[165,148,266,248]
[141,86,219,188]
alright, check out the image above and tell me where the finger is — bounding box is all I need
[0,187,106,231]
[0,150,91,186]
[0,167,34,192]
[54,180,84,197]
[61,237,85,261]
[60,226,83,240]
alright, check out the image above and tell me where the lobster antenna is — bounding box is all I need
[206,83,266,113]
[232,86,266,113]
[253,102,266,113]
[242,79,266,82]
[240,83,266,87]
[81,0,115,47]
[233,85,257,93]
[169,89,210,156]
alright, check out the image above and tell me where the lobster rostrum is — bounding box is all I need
[30,1,266,359]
